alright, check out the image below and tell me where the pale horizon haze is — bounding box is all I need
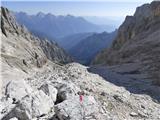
[1,0,154,26]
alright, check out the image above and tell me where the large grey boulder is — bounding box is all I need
[30,90,54,117]
[54,95,105,120]
[51,81,81,101]
[5,80,32,102]
[2,90,54,120]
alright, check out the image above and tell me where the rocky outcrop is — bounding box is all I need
[4,80,32,102]
[111,1,160,51]
[2,85,55,120]
[93,1,160,85]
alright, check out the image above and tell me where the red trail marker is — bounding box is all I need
[80,95,83,102]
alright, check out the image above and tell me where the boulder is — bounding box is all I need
[54,96,104,120]
[2,90,54,120]
[39,83,58,102]
[130,112,138,117]
[5,80,32,102]
[51,81,81,102]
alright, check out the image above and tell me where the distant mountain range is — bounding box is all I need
[84,16,124,30]
[14,11,117,65]
[66,31,117,65]
[57,32,94,50]
[14,12,113,40]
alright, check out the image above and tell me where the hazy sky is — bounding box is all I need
[2,0,153,17]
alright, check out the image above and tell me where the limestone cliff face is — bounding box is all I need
[1,7,72,71]
[111,1,160,50]
[93,1,160,85]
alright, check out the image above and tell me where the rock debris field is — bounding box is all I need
[1,62,160,120]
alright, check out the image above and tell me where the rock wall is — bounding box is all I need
[93,1,160,85]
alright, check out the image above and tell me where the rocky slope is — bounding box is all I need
[1,61,160,120]
[1,7,72,68]
[0,6,72,95]
[93,1,160,85]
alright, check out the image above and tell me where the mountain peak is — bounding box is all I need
[134,1,160,19]
[14,11,106,38]
[36,12,45,17]
[66,14,74,17]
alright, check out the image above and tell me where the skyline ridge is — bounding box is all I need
[2,1,152,17]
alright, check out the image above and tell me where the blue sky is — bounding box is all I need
[1,0,153,26]
[2,0,153,17]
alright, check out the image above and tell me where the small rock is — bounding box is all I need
[89,89,93,92]
[22,59,27,66]
[113,95,123,103]
[141,105,145,109]
[130,112,138,117]
[100,92,106,96]
[138,110,148,118]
